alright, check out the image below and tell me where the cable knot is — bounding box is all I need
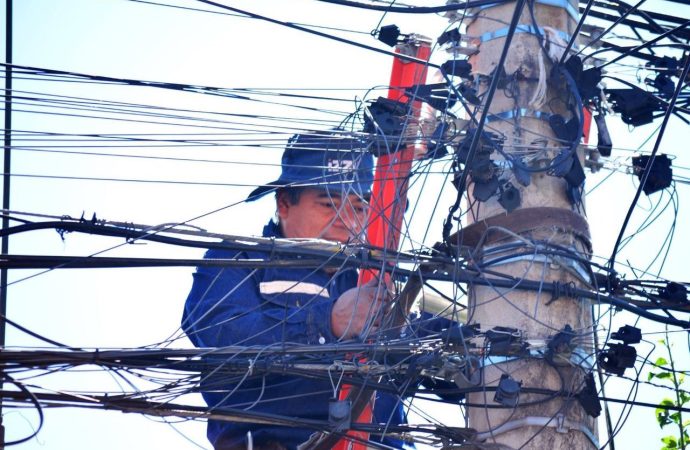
[547,281,577,305]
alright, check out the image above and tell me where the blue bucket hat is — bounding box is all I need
[246,131,375,201]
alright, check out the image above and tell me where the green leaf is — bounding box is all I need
[657,409,672,428]
[660,398,676,407]
[656,372,673,381]
[661,435,678,449]
[680,391,690,405]
[656,357,669,366]
[669,412,681,424]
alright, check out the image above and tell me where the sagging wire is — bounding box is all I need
[608,47,690,274]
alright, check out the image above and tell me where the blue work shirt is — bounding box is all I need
[182,220,410,450]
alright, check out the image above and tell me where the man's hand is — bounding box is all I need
[330,278,391,340]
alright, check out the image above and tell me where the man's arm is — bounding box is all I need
[182,250,388,348]
[182,250,336,348]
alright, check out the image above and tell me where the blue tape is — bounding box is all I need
[480,24,571,44]
[486,108,553,124]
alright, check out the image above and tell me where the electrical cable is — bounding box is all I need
[608,46,690,274]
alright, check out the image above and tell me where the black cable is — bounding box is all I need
[2,374,44,446]
[608,44,690,273]
[193,0,441,69]
[0,315,74,349]
[575,0,648,57]
[559,0,596,65]
[124,0,372,36]
[598,20,690,68]
[315,0,513,13]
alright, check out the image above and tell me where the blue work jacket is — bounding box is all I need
[182,220,410,450]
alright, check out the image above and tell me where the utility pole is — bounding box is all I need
[458,0,598,448]
[1,0,12,447]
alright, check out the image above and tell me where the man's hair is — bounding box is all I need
[276,187,305,205]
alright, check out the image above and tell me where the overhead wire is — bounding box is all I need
[4,0,690,447]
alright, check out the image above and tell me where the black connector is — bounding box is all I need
[632,154,673,195]
[549,114,580,143]
[647,73,675,97]
[611,325,641,345]
[563,55,602,101]
[498,182,521,212]
[658,282,688,303]
[599,343,637,376]
[363,97,408,155]
[438,28,461,46]
[577,373,602,418]
[546,324,575,363]
[594,114,612,157]
[440,59,473,80]
[646,55,679,73]
[494,374,521,407]
[376,24,400,47]
[607,87,662,127]
[457,83,481,105]
[486,327,526,356]
[406,83,458,112]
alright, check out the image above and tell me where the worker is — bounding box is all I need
[182,131,410,450]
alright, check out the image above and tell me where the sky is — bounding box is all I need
[2,1,689,449]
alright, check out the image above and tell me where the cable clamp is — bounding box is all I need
[555,413,567,433]
[475,415,599,448]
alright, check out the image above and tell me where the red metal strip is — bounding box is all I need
[334,40,431,450]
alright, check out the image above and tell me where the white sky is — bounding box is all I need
[2,1,689,449]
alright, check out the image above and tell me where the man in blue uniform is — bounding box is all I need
[182,131,408,450]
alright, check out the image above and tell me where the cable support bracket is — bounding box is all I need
[479,246,592,284]
[474,414,599,448]
[480,344,595,372]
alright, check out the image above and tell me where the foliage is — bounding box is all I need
[648,337,690,449]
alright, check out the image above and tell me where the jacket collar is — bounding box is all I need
[262,219,283,239]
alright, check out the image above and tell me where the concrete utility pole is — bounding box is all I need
[459,0,598,448]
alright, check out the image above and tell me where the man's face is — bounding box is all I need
[277,188,368,243]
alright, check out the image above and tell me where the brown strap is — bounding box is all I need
[447,207,591,252]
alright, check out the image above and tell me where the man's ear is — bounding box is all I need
[276,191,291,222]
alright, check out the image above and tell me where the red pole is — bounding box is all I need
[335,37,430,450]
[360,39,431,284]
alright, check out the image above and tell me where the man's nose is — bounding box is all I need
[339,206,366,232]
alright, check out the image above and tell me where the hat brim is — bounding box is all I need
[245,181,284,202]
[246,180,371,202]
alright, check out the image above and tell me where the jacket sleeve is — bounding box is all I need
[182,250,337,348]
